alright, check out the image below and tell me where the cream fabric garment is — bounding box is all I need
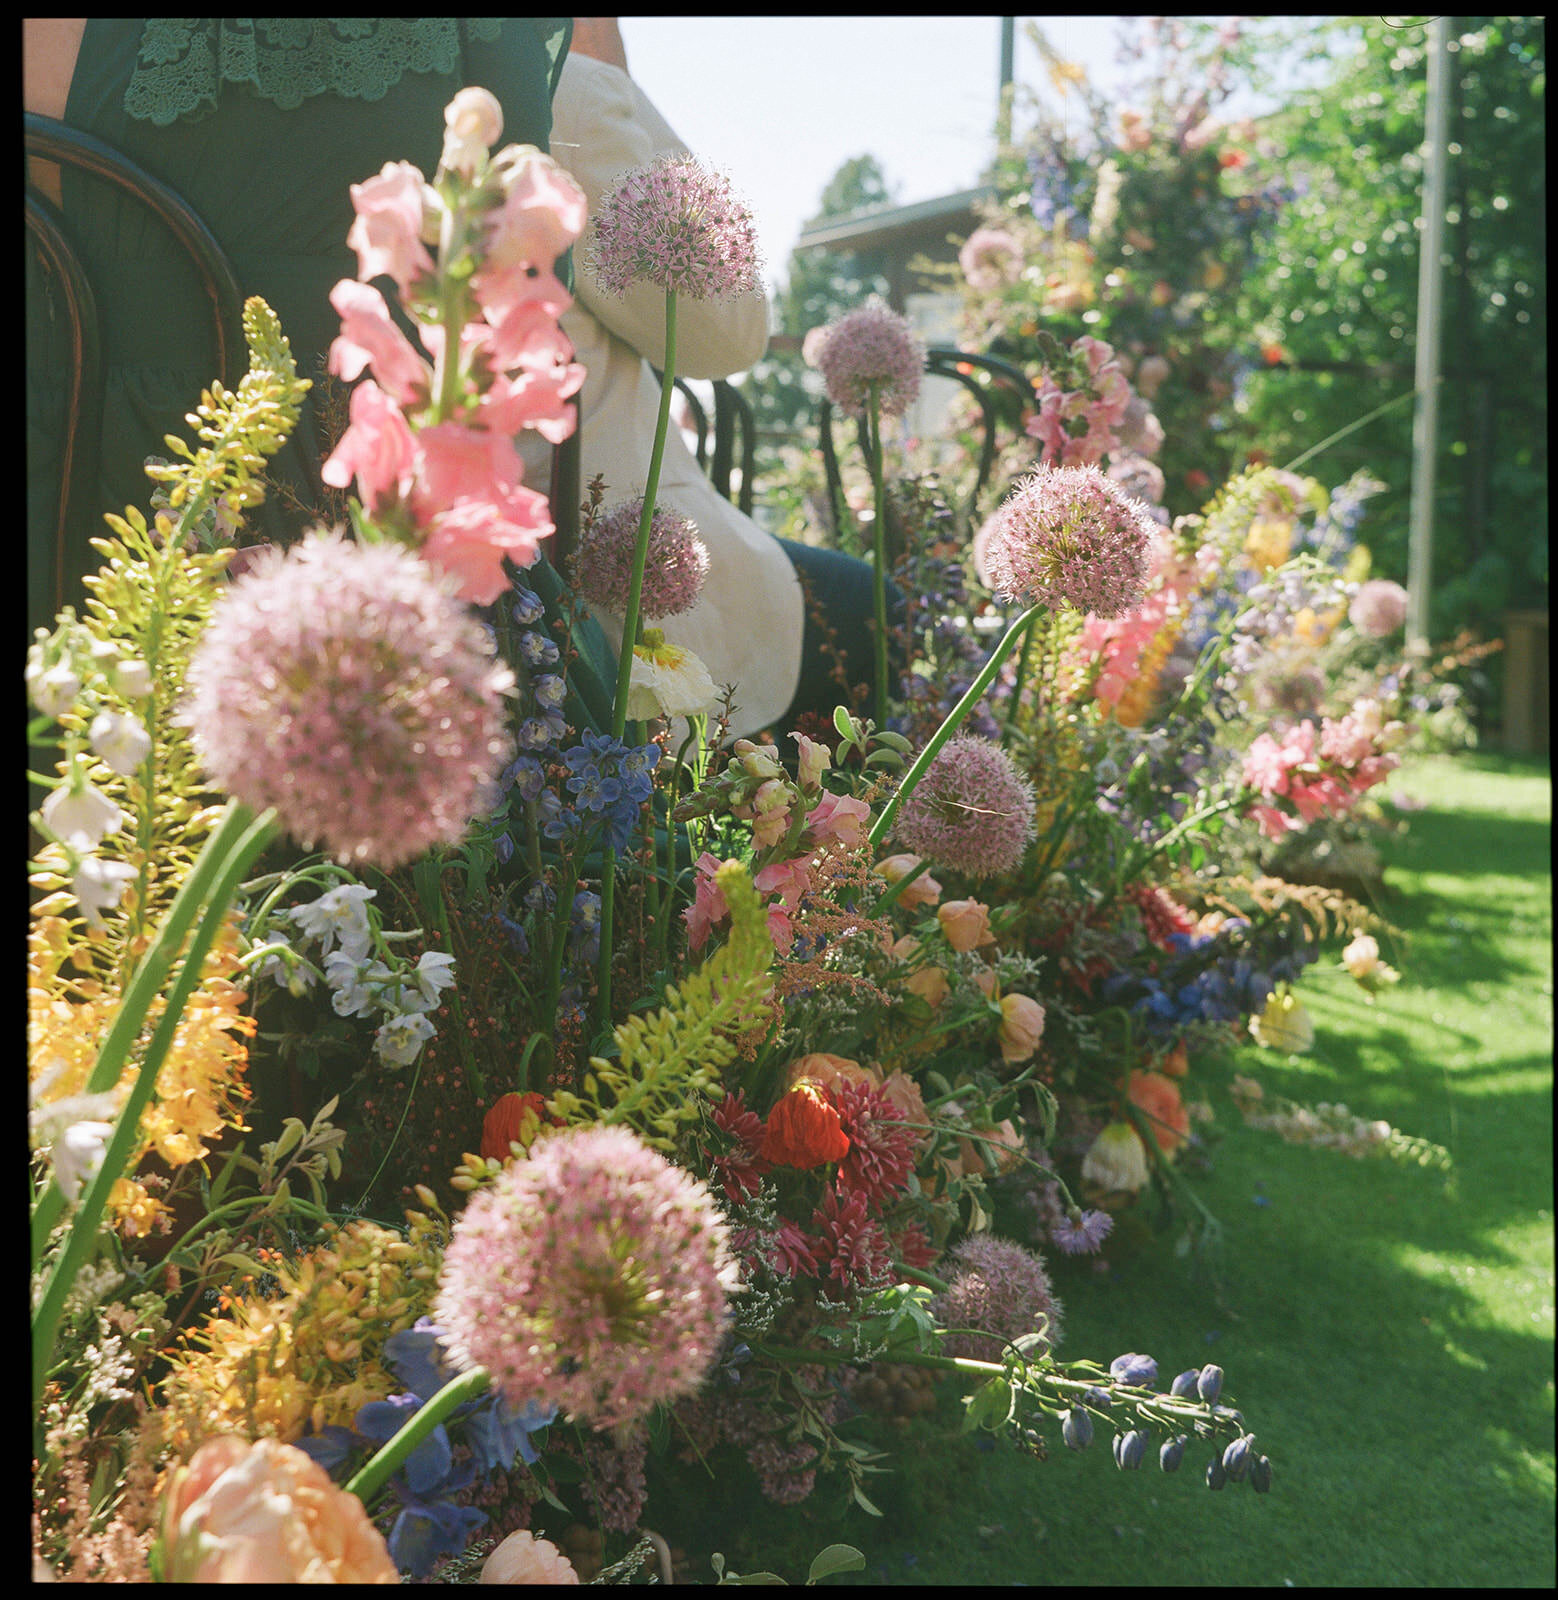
[523,51,805,739]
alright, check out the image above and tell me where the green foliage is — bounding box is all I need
[1232,17,1547,646]
[550,862,775,1148]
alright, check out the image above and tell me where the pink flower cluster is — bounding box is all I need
[1242,698,1403,840]
[322,141,588,605]
[1348,578,1409,638]
[572,500,709,620]
[930,1234,1065,1363]
[1072,527,1199,709]
[891,735,1037,881]
[958,225,1024,292]
[811,301,925,420]
[982,464,1155,619]
[1024,335,1137,468]
[589,154,763,301]
[185,531,514,868]
[433,1124,739,1428]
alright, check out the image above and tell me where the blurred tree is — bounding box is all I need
[738,154,894,496]
[1231,16,1546,648]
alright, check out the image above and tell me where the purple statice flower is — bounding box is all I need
[892,734,1036,879]
[589,154,763,301]
[1049,1207,1115,1255]
[812,301,925,420]
[983,465,1154,619]
[572,500,709,620]
[433,1124,740,1428]
[183,531,514,869]
[930,1235,1065,1362]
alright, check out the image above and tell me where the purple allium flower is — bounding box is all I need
[1348,577,1409,638]
[571,500,709,620]
[184,531,514,869]
[812,301,925,419]
[930,1234,1064,1362]
[983,464,1154,618]
[433,1124,740,1429]
[892,735,1036,879]
[1049,1207,1115,1255]
[589,154,763,301]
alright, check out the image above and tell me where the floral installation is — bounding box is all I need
[30,78,1486,1588]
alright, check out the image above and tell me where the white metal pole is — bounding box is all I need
[1406,16,1451,647]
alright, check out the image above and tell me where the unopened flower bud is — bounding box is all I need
[1170,1368,1201,1398]
[1197,1363,1224,1403]
[1113,1428,1147,1470]
[1109,1352,1159,1388]
[1062,1407,1093,1451]
[1206,1455,1227,1490]
[1250,1453,1273,1494]
[1222,1433,1255,1483]
[1159,1434,1188,1473]
[1082,1386,1113,1409]
[113,658,153,699]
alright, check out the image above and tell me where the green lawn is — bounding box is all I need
[671,754,1554,1586]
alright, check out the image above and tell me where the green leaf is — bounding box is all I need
[805,1545,866,1584]
[962,1375,1015,1433]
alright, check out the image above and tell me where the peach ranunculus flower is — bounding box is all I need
[481,1529,581,1584]
[937,898,996,953]
[874,853,942,910]
[786,1053,882,1094]
[160,1436,398,1583]
[998,994,1046,1063]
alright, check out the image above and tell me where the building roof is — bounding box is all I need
[794,185,995,254]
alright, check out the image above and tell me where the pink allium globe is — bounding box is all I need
[958,225,1024,291]
[813,301,925,419]
[1348,578,1409,638]
[433,1124,741,1428]
[184,531,514,869]
[930,1234,1064,1362]
[572,499,709,619]
[589,155,763,301]
[892,735,1037,880]
[983,464,1155,619]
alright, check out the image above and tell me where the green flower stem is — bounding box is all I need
[30,798,265,1266]
[1000,609,1044,744]
[345,1365,492,1506]
[1105,790,1247,910]
[600,289,679,1038]
[32,800,278,1413]
[868,603,1043,852]
[865,383,890,728]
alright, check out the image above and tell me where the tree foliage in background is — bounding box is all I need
[1230,15,1546,647]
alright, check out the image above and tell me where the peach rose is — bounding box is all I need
[160,1436,398,1584]
[906,963,950,1007]
[998,994,1046,1063]
[972,968,999,1000]
[938,898,995,952]
[874,853,942,910]
[786,1053,881,1094]
[481,1530,581,1584]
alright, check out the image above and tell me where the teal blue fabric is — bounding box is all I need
[28,17,570,636]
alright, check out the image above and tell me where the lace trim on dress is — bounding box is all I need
[123,18,504,126]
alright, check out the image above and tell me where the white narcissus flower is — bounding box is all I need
[290,883,378,961]
[88,710,153,777]
[324,952,395,1017]
[41,779,123,851]
[375,1011,436,1066]
[626,631,717,721]
[71,855,139,930]
[408,950,458,1010]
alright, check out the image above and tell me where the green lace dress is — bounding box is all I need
[27,17,570,635]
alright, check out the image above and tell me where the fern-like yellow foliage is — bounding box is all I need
[549,863,776,1150]
[28,297,308,1228]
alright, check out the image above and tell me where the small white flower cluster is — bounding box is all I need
[247,881,457,1067]
[27,615,155,930]
[29,1058,123,1206]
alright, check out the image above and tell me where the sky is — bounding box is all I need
[617,16,1310,298]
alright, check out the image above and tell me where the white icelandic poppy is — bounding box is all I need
[625,630,717,722]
